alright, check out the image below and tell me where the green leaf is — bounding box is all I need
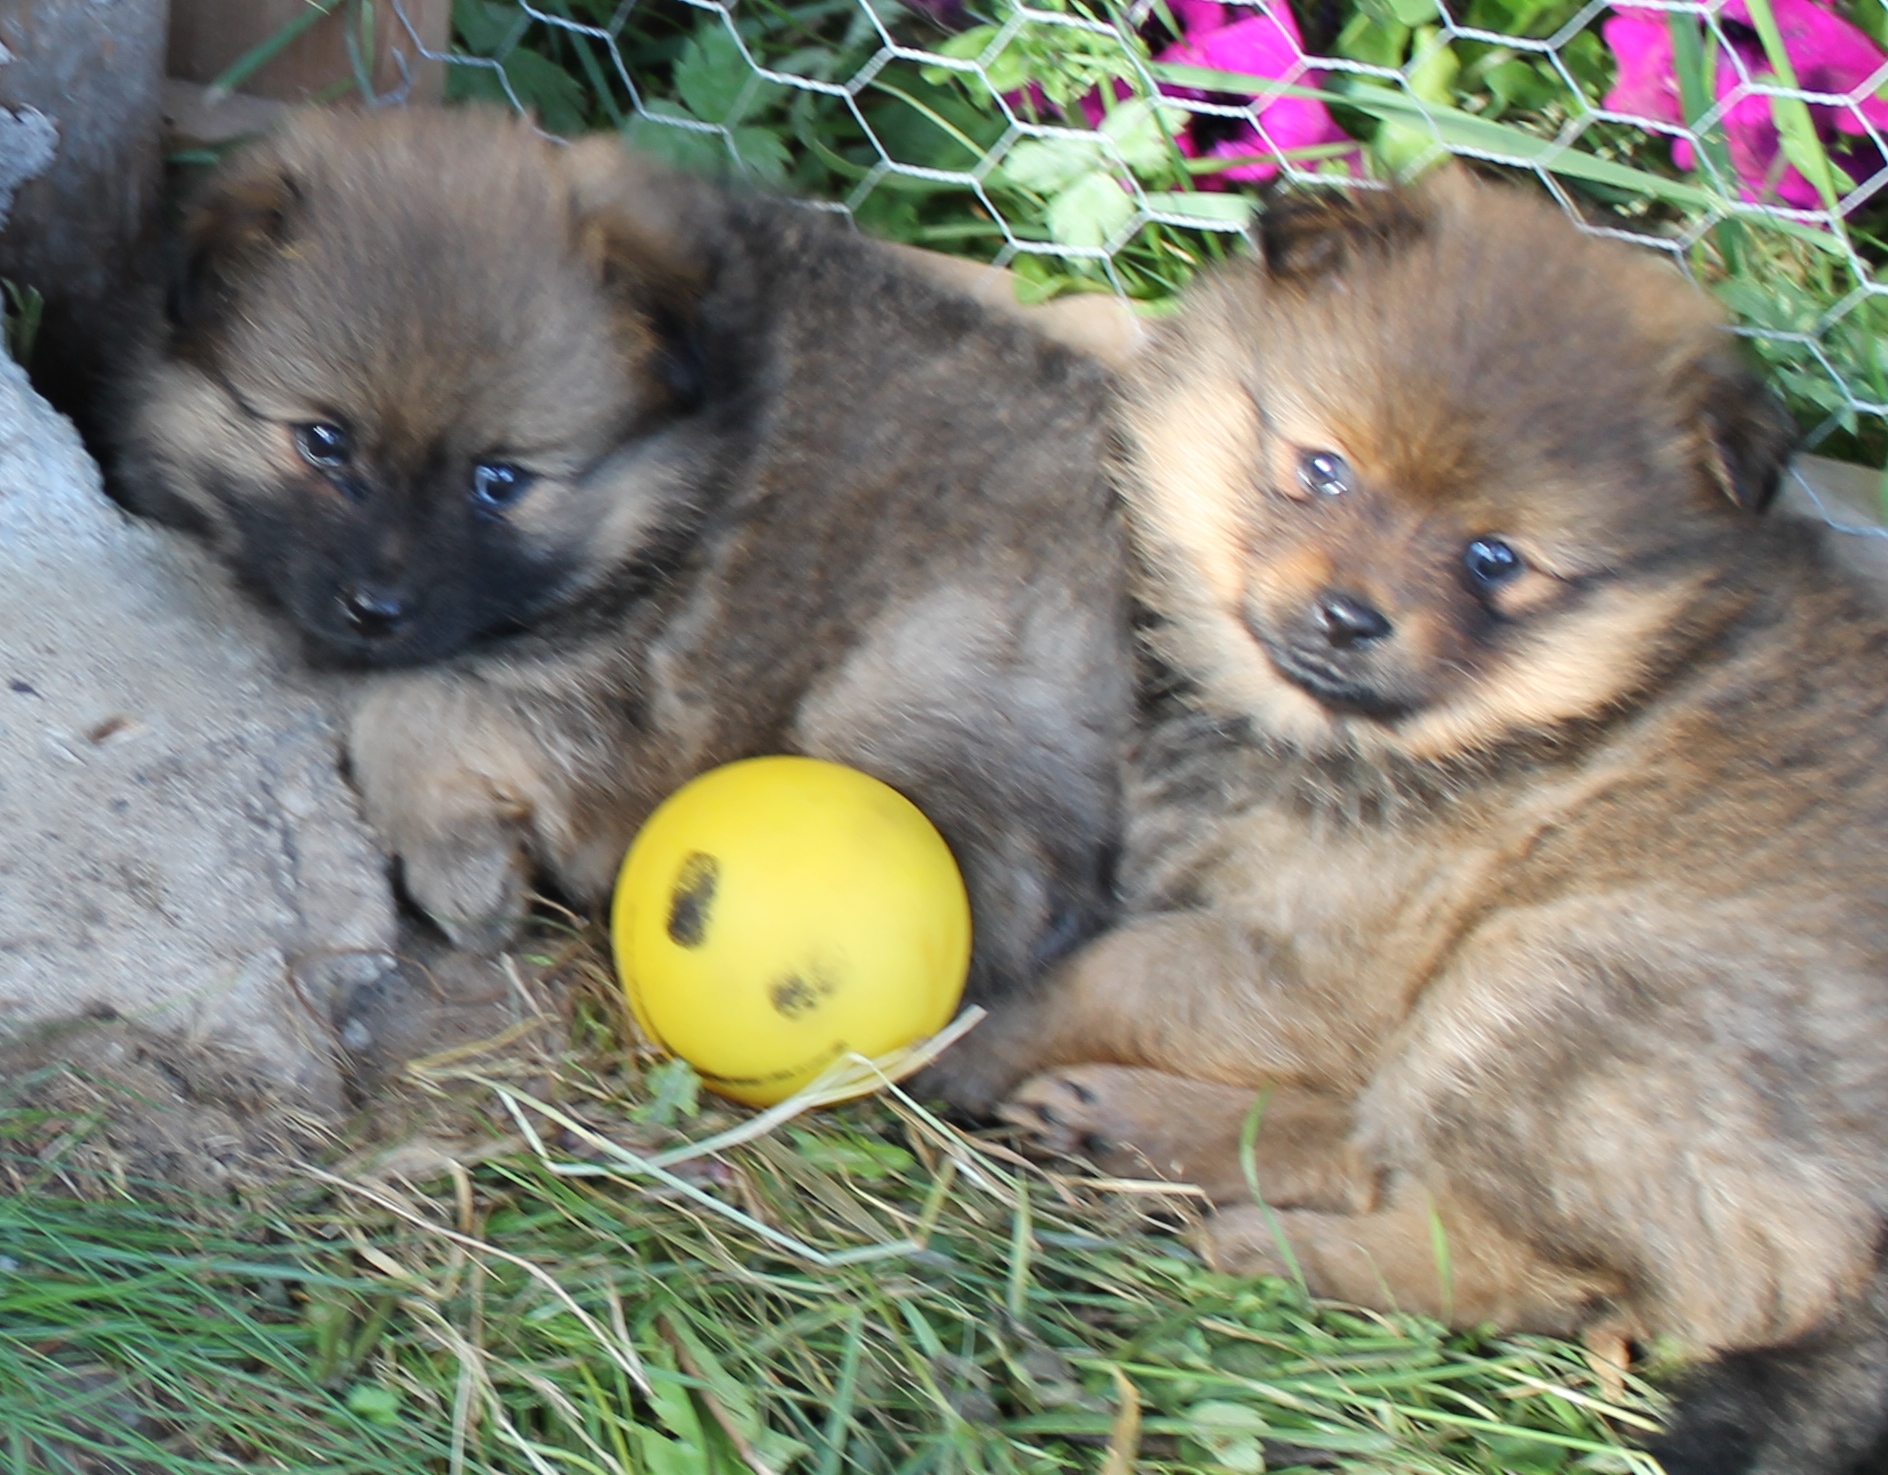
[732,126,794,185]
[854,188,923,239]
[1372,116,1443,176]
[633,1057,702,1128]
[868,77,994,162]
[633,1426,713,1475]
[452,0,519,55]
[496,46,591,134]
[1336,13,1409,67]
[1098,97,1188,176]
[1483,1433,1573,1471]
[2,280,42,368]
[771,44,841,83]
[1140,191,1255,226]
[1405,28,1461,106]
[445,57,505,108]
[647,1365,708,1446]
[1046,170,1137,249]
[662,1314,813,1471]
[674,23,752,124]
[931,24,1000,63]
[626,104,737,178]
[982,48,1038,101]
[1183,1401,1269,1473]
[997,136,1105,194]
[864,74,1004,171]
[343,1384,401,1427]
[1559,28,1610,96]
[1009,254,1089,303]
[1483,57,1554,113]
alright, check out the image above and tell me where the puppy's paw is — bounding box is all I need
[1001,1063,1197,1182]
[348,683,541,952]
[904,998,1057,1116]
[907,1050,1028,1119]
[396,827,530,951]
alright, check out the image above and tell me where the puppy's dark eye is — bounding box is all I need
[470,460,535,511]
[1297,449,1352,498]
[294,422,352,468]
[1464,538,1524,591]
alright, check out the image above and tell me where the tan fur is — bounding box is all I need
[110,109,1130,1033]
[983,176,1888,1419]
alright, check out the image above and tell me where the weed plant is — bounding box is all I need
[2,280,41,368]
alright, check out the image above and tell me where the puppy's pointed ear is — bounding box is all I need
[562,137,711,412]
[1690,347,1798,514]
[167,156,302,344]
[1255,186,1432,284]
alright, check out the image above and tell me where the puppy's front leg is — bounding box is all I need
[1002,1065,1367,1209]
[1204,1181,1621,1335]
[349,676,553,950]
[950,909,1390,1112]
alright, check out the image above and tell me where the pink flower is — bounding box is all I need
[1169,0,1233,37]
[1006,1,1355,187]
[1603,0,1888,208]
[1155,7,1355,184]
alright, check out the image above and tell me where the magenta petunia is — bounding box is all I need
[1600,10,1684,127]
[1155,5,1355,183]
[1603,0,1888,208]
[1008,0,1355,186]
[1169,0,1233,38]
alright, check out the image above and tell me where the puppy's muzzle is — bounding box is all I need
[1255,587,1409,719]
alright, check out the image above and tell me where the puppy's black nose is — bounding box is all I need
[1315,591,1391,648]
[338,584,412,639]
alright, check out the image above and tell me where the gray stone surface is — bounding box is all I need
[1785,454,1888,591]
[0,105,56,229]
[0,352,396,1109]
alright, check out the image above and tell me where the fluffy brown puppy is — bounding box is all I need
[110,107,1129,1077]
[990,176,1888,1472]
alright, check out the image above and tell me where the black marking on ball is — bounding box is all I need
[667,851,719,948]
[769,968,838,1020]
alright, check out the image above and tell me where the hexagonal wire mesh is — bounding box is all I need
[374,0,1888,504]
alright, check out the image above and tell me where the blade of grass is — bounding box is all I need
[1668,12,1747,274]
[1238,1086,1308,1296]
[1741,0,1854,215]
[1100,1365,1141,1475]
[1427,1198,1454,1328]
[815,1310,866,1475]
[206,0,343,102]
[1005,1178,1034,1320]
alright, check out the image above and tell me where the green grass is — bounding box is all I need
[2,279,42,368]
[1,964,1672,1475]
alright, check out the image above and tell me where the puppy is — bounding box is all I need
[110,107,1129,1084]
[990,175,1888,1472]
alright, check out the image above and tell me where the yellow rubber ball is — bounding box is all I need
[612,756,971,1106]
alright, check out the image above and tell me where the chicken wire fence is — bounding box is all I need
[365,0,1888,478]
